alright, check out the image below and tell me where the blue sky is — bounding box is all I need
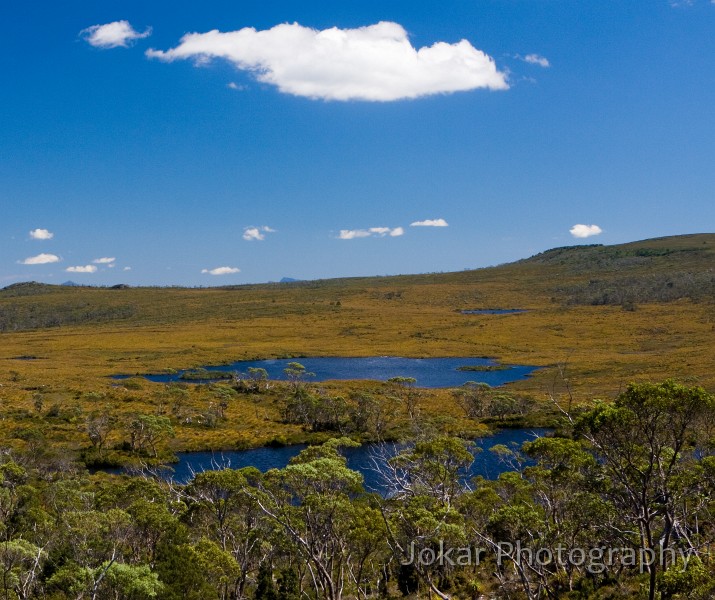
[1,1,713,286]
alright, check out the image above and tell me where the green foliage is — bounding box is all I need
[659,558,715,599]
[254,563,277,600]
[4,376,715,600]
[275,567,300,600]
[100,562,164,599]
[127,415,175,457]
[282,362,314,388]
[179,368,233,381]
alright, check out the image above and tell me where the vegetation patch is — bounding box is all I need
[179,368,234,381]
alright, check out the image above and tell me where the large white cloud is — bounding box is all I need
[410,218,448,227]
[146,21,509,101]
[81,20,152,49]
[202,266,241,275]
[569,224,603,238]
[66,265,97,273]
[29,228,54,240]
[243,226,276,241]
[338,226,404,239]
[19,253,60,265]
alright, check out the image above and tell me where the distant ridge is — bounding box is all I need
[2,233,713,295]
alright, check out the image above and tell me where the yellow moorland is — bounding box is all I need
[0,233,713,456]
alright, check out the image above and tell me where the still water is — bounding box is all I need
[115,356,538,388]
[111,428,550,489]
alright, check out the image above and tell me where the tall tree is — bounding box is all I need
[576,380,715,600]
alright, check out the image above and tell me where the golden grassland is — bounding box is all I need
[1,233,713,454]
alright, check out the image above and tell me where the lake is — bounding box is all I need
[111,428,550,489]
[114,356,538,388]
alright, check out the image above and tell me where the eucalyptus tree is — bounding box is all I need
[246,367,269,393]
[452,382,492,419]
[387,377,420,425]
[245,438,383,600]
[0,539,47,600]
[127,415,174,458]
[378,436,476,600]
[184,467,266,599]
[282,362,314,390]
[576,380,715,600]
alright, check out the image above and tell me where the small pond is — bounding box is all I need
[114,356,538,388]
[105,428,551,489]
[460,309,526,315]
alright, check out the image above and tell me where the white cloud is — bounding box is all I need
[338,226,404,239]
[92,257,116,264]
[368,227,391,236]
[81,20,152,49]
[146,21,508,101]
[227,82,246,90]
[19,253,60,265]
[243,226,276,241]
[521,53,550,68]
[29,228,54,240]
[202,266,241,275]
[123,267,132,271]
[569,224,603,238]
[66,265,97,273]
[410,218,449,227]
[338,229,372,240]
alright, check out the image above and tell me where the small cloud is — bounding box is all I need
[368,227,391,236]
[123,267,132,271]
[146,21,508,102]
[66,265,97,273]
[19,253,60,265]
[410,218,448,227]
[81,20,152,49]
[92,257,116,264]
[29,228,54,240]
[569,224,603,238]
[202,266,241,275]
[338,229,372,240]
[243,226,276,241]
[227,82,246,90]
[521,53,550,68]
[338,226,404,239]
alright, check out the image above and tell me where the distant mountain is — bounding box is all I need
[61,281,82,287]
[279,277,301,283]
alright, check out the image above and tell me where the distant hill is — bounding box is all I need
[0,281,56,297]
[518,234,715,305]
[1,233,713,332]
